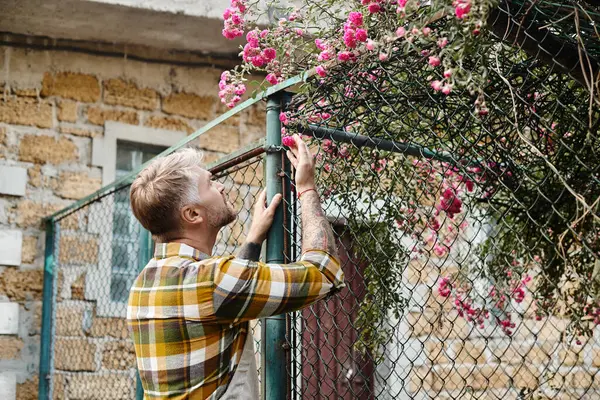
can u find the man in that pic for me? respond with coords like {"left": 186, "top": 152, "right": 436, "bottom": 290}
{"left": 127, "top": 134, "right": 345, "bottom": 399}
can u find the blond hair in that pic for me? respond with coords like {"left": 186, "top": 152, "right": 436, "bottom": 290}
{"left": 130, "top": 148, "right": 204, "bottom": 240}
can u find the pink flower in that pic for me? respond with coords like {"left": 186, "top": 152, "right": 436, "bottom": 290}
{"left": 454, "top": 0, "right": 471, "bottom": 19}
{"left": 318, "top": 50, "right": 333, "bottom": 61}
{"left": 279, "top": 112, "right": 289, "bottom": 125}
{"left": 234, "top": 85, "right": 246, "bottom": 95}
{"left": 355, "top": 28, "right": 368, "bottom": 42}
{"left": 246, "top": 31, "right": 259, "bottom": 47}
{"left": 347, "top": 12, "right": 364, "bottom": 27}
{"left": 443, "top": 69, "right": 452, "bottom": 78}
{"left": 379, "top": 52, "right": 388, "bottom": 61}
{"left": 428, "top": 56, "right": 441, "bottom": 67}
{"left": 366, "top": 39, "right": 376, "bottom": 51}
{"left": 422, "top": 27, "right": 431, "bottom": 36}
{"left": 398, "top": 0, "right": 408, "bottom": 7}
{"left": 223, "top": 8, "right": 233, "bottom": 19}
{"left": 431, "top": 80, "right": 443, "bottom": 91}
{"left": 315, "top": 65, "right": 327, "bottom": 77}
{"left": 295, "top": 28, "right": 304, "bottom": 36}
{"left": 260, "top": 29, "right": 269, "bottom": 38}
{"left": 338, "top": 51, "right": 352, "bottom": 61}
{"left": 266, "top": 73, "right": 278, "bottom": 85}
{"left": 367, "top": 3, "right": 381, "bottom": 13}
{"left": 282, "top": 136, "right": 295, "bottom": 147}
{"left": 343, "top": 29, "right": 357, "bottom": 48}
{"left": 250, "top": 55, "right": 266, "bottom": 67}
{"left": 396, "top": 27, "right": 406, "bottom": 37}
{"left": 437, "top": 37, "right": 449, "bottom": 48}
{"left": 442, "top": 84, "right": 452, "bottom": 95}
{"left": 262, "top": 48, "right": 277, "bottom": 60}
{"left": 315, "top": 39, "right": 327, "bottom": 50}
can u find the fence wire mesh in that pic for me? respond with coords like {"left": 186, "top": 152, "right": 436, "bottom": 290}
{"left": 46, "top": 148, "right": 266, "bottom": 400}
{"left": 281, "top": 1, "right": 600, "bottom": 399}
{"left": 42, "top": 1, "right": 600, "bottom": 399}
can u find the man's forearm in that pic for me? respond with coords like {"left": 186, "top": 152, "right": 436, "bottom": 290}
{"left": 237, "top": 242, "right": 262, "bottom": 261}
{"left": 300, "top": 190, "right": 338, "bottom": 257}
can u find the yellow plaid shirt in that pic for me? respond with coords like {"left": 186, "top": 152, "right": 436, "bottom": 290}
{"left": 127, "top": 242, "right": 345, "bottom": 399}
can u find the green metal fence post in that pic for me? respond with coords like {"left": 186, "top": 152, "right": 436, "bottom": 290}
{"left": 135, "top": 227, "right": 154, "bottom": 400}
{"left": 262, "top": 92, "right": 288, "bottom": 400}
{"left": 38, "top": 219, "right": 56, "bottom": 400}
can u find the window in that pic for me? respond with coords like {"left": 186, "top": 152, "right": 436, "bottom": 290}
{"left": 109, "top": 141, "right": 166, "bottom": 303}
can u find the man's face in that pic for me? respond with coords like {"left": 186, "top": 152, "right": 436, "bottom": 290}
{"left": 196, "top": 168, "right": 237, "bottom": 228}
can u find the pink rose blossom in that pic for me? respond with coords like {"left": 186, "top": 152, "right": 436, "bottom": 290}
{"left": 295, "top": 28, "right": 304, "bottom": 36}
{"left": 315, "top": 65, "right": 327, "bottom": 77}
{"left": 422, "top": 27, "right": 431, "bottom": 36}
{"left": 443, "top": 69, "right": 452, "bottom": 78}
{"left": 368, "top": 3, "right": 381, "bottom": 13}
{"left": 315, "top": 39, "right": 327, "bottom": 50}
{"left": 279, "top": 112, "right": 288, "bottom": 125}
{"left": 437, "top": 37, "right": 449, "bottom": 48}
{"left": 318, "top": 50, "right": 333, "bottom": 61}
{"left": 454, "top": 0, "right": 471, "bottom": 19}
{"left": 442, "top": 84, "right": 452, "bottom": 95}
{"left": 355, "top": 28, "right": 368, "bottom": 42}
{"left": 343, "top": 30, "right": 357, "bottom": 48}
{"left": 266, "top": 73, "right": 278, "bottom": 85}
{"left": 379, "top": 52, "right": 388, "bottom": 61}
{"left": 398, "top": 0, "right": 408, "bottom": 7}
{"left": 431, "top": 80, "right": 443, "bottom": 91}
{"left": 347, "top": 12, "right": 364, "bottom": 27}
{"left": 262, "top": 48, "right": 277, "bottom": 60}
{"left": 396, "top": 27, "right": 406, "bottom": 37}
{"left": 234, "top": 85, "right": 246, "bottom": 95}
{"left": 428, "top": 56, "right": 441, "bottom": 67}
{"left": 282, "top": 136, "right": 295, "bottom": 147}
{"left": 338, "top": 51, "right": 352, "bottom": 61}
{"left": 366, "top": 39, "right": 376, "bottom": 51}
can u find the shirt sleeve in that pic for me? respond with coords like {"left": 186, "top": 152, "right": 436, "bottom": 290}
{"left": 212, "top": 250, "right": 345, "bottom": 323}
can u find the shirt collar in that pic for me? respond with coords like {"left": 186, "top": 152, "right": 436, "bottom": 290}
{"left": 154, "top": 242, "right": 211, "bottom": 261}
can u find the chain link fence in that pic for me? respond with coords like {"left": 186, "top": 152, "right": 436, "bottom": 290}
{"left": 40, "top": 1, "right": 600, "bottom": 399}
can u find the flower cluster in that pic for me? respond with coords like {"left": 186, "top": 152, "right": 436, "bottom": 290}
{"left": 218, "top": 71, "right": 246, "bottom": 108}
{"left": 453, "top": 0, "right": 472, "bottom": 19}
{"left": 222, "top": 0, "right": 247, "bottom": 40}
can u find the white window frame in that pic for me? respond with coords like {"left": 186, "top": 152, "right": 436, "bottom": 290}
{"left": 86, "top": 121, "right": 187, "bottom": 318}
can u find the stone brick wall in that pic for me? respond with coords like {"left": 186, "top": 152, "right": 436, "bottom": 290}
{"left": 0, "top": 43, "right": 265, "bottom": 399}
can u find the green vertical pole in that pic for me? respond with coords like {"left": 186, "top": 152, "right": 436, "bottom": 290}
{"left": 38, "top": 219, "right": 56, "bottom": 400}
{"left": 136, "top": 227, "right": 153, "bottom": 400}
{"left": 262, "top": 92, "right": 288, "bottom": 400}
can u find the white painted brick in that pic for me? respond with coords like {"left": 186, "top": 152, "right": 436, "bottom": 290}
{"left": 0, "top": 166, "right": 27, "bottom": 196}
{"left": 0, "top": 230, "right": 22, "bottom": 267}
{"left": 0, "top": 372, "right": 16, "bottom": 400}
{"left": 0, "top": 303, "right": 19, "bottom": 334}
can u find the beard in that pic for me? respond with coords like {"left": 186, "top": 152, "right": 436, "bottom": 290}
{"left": 206, "top": 201, "right": 237, "bottom": 228}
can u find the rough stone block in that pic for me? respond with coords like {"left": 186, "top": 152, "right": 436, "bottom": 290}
{"left": 55, "top": 303, "right": 86, "bottom": 336}
{"left": 14, "top": 200, "right": 63, "bottom": 228}
{"left": 507, "top": 366, "right": 539, "bottom": 390}
{"left": 54, "top": 338, "right": 97, "bottom": 371}
{"left": 0, "top": 269, "right": 44, "bottom": 301}
{"left": 87, "top": 107, "right": 139, "bottom": 126}
{"left": 452, "top": 340, "right": 487, "bottom": 364}
{"left": 558, "top": 348, "right": 583, "bottom": 366}
{"left": 27, "top": 166, "right": 41, "bottom": 187}
{"left": 58, "top": 236, "right": 99, "bottom": 265}
{"left": 0, "top": 127, "right": 6, "bottom": 145}
{"left": 19, "top": 135, "right": 78, "bottom": 165}
{"left": 0, "top": 230, "right": 22, "bottom": 266}
{"left": 231, "top": 162, "right": 264, "bottom": 186}
{"left": 0, "top": 302, "right": 19, "bottom": 334}
{"left": 16, "top": 374, "right": 38, "bottom": 400}
{"left": 435, "top": 311, "right": 471, "bottom": 340}
{"left": 41, "top": 72, "right": 100, "bottom": 102}
{"left": 407, "top": 311, "right": 436, "bottom": 338}
{"left": 0, "top": 166, "right": 27, "bottom": 196}
{"left": 67, "top": 373, "right": 133, "bottom": 399}
{"left": 246, "top": 102, "right": 266, "bottom": 126}
{"left": 59, "top": 126, "right": 101, "bottom": 138}
{"left": 162, "top": 92, "right": 215, "bottom": 120}
{"left": 58, "top": 101, "right": 78, "bottom": 122}
{"left": 145, "top": 115, "right": 192, "bottom": 133}
{"left": 104, "top": 79, "right": 159, "bottom": 110}
{"left": 0, "top": 337, "right": 23, "bottom": 359}
{"left": 425, "top": 339, "right": 449, "bottom": 365}
{"left": 54, "top": 172, "right": 101, "bottom": 200}
{"left": 0, "top": 372, "right": 16, "bottom": 400}
{"left": 13, "top": 88, "right": 38, "bottom": 97}
{"left": 90, "top": 317, "right": 129, "bottom": 339}
{"left": 102, "top": 340, "right": 136, "bottom": 370}
{"left": 0, "top": 97, "right": 53, "bottom": 128}
{"left": 198, "top": 124, "right": 239, "bottom": 153}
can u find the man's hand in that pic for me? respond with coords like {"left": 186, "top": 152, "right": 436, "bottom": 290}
{"left": 246, "top": 189, "right": 282, "bottom": 244}
{"left": 286, "top": 134, "right": 316, "bottom": 193}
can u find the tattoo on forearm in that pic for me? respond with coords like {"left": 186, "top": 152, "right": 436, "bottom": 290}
{"left": 300, "top": 191, "right": 338, "bottom": 257}
{"left": 237, "top": 242, "right": 262, "bottom": 261}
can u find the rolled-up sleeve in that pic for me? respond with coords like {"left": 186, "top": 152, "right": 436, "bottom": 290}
{"left": 212, "top": 250, "right": 345, "bottom": 323}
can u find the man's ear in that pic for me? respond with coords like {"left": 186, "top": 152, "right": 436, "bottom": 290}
{"left": 181, "top": 205, "right": 204, "bottom": 225}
